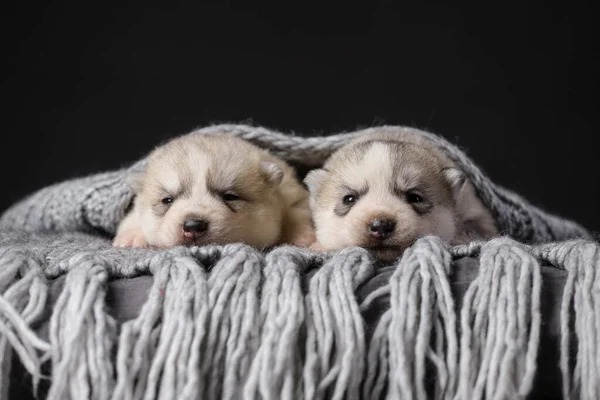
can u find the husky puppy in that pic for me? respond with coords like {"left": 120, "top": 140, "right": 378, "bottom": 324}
{"left": 113, "top": 134, "right": 315, "bottom": 249}
{"left": 304, "top": 132, "right": 497, "bottom": 261}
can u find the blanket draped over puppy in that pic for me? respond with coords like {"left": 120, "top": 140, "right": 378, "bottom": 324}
{"left": 0, "top": 124, "right": 598, "bottom": 400}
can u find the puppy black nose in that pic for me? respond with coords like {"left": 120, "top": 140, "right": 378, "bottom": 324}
{"left": 183, "top": 219, "right": 209, "bottom": 233}
{"left": 369, "top": 219, "right": 396, "bottom": 239}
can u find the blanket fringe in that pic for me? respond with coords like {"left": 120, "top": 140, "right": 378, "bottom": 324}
{"left": 533, "top": 240, "right": 600, "bottom": 400}
{"left": 112, "top": 244, "right": 263, "bottom": 400}
{"left": 453, "top": 238, "right": 542, "bottom": 400}
{"left": 0, "top": 248, "right": 49, "bottom": 398}
{"left": 243, "top": 247, "right": 314, "bottom": 400}
{"left": 1, "top": 238, "right": 599, "bottom": 400}
{"left": 383, "top": 237, "right": 458, "bottom": 400}
{"left": 302, "top": 247, "right": 375, "bottom": 400}
{"left": 46, "top": 253, "right": 117, "bottom": 400}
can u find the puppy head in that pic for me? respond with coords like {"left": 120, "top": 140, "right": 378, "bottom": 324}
{"left": 305, "top": 140, "right": 466, "bottom": 261}
{"left": 132, "top": 135, "right": 286, "bottom": 248}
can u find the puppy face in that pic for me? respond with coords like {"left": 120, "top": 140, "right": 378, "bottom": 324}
{"left": 133, "top": 136, "right": 285, "bottom": 248}
{"left": 305, "top": 140, "right": 465, "bottom": 261}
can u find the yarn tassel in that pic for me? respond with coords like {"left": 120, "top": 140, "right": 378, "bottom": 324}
{"left": 46, "top": 253, "right": 116, "bottom": 400}
{"left": 0, "top": 248, "right": 49, "bottom": 399}
{"left": 454, "top": 237, "right": 541, "bottom": 400}
{"left": 243, "top": 246, "right": 318, "bottom": 400}
{"left": 302, "top": 247, "right": 375, "bottom": 400}
{"left": 534, "top": 240, "right": 600, "bottom": 400}
{"left": 386, "top": 236, "right": 458, "bottom": 400}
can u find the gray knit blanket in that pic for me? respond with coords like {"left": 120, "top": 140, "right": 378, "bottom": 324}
{"left": 0, "top": 124, "right": 598, "bottom": 400}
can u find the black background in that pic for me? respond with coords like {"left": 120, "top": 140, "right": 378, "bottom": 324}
{"left": 2, "top": 0, "right": 598, "bottom": 234}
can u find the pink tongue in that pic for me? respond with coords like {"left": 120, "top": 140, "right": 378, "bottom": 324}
{"left": 183, "top": 231, "right": 195, "bottom": 239}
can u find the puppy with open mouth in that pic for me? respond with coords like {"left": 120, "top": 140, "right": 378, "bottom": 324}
{"left": 304, "top": 132, "right": 497, "bottom": 262}
{"left": 113, "top": 133, "right": 315, "bottom": 249}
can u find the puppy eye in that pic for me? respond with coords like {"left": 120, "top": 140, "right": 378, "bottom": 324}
{"left": 221, "top": 193, "right": 241, "bottom": 202}
{"left": 161, "top": 197, "right": 174, "bottom": 205}
{"left": 342, "top": 194, "right": 357, "bottom": 205}
{"left": 405, "top": 192, "right": 424, "bottom": 204}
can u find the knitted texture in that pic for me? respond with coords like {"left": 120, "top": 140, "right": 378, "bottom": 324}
{"left": 0, "top": 124, "right": 598, "bottom": 400}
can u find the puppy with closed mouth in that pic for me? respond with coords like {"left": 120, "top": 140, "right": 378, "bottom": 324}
{"left": 304, "top": 132, "right": 497, "bottom": 262}
{"left": 113, "top": 133, "right": 315, "bottom": 249}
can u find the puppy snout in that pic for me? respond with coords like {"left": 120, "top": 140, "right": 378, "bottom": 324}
{"left": 368, "top": 219, "right": 396, "bottom": 239}
{"left": 183, "top": 219, "right": 209, "bottom": 234}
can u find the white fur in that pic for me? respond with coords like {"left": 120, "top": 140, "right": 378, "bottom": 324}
{"left": 306, "top": 136, "right": 497, "bottom": 261}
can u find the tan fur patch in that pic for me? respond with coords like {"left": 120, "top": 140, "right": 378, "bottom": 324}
{"left": 114, "top": 134, "right": 314, "bottom": 249}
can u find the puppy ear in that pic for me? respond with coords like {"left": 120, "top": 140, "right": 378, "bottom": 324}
{"left": 260, "top": 161, "right": 284, "bottom": 186}
{"left": 304, "top": 169, "right": 328, "bottom": 211}
{"left": 125, "top": 170, "right": 145, "bottom": 193}
{"left": 303, "top": 169, "right": 327, "bottom": 194}
{"left": 442, "top": 167, "right": 467, "bottom": 193}
{"left": 123, "top": 159, "right": 148, "bottom": 194}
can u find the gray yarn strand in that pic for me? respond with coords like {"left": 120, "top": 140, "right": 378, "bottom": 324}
{"left": 243, "top": 246, "right": 317, "bottom": 400}
{"left": 302, "top": 247, "right": 374, "bottom": 400}
{"left": 112, "top": 252, "right": 176, "bottom": 400}
{"left": 386, "top": 236, "right": 458, "bottom": 400}
{"left": 0, "top": 248, "right": 50, "bottom": 399}
{"left": 533, "top": 240, "right": 600, "bottom": 400}
{"left": 46, "top": 254, "right": 117, "bottom": 400}
{"left": 112, "top": 245, "right": 250, "bottom": 400}
{"left": 177, "top": 251, "right": 211, "bottom": 400}
{"left": 454, "top": 238, "right": 541, "bottom": 400}
{"left": 190, "top": 124, "right": 362, "bottom": 167}
{"left": 212, "top": 246, "right": 262, "bottom": 400}
{"left": 362, "top": 310, "right": 392, "bottom": 400}
{"left": 143, "top": 254, "right": 207, "bottom": 400}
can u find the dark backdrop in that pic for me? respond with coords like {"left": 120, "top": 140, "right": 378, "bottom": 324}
{"left": 2, "top": 1, "right": 598, "bottom": 233}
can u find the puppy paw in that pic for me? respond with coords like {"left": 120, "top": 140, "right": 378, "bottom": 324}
{"left": 288, "top": 228, "right": 317, "bottom": 248}
{"left": 113, "top": 228, "right": 149, "bottom": 248}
